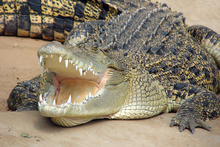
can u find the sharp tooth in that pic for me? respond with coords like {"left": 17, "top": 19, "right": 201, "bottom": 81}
{"left": 46, "top": 55, "right": 48, "bottom": 58}
{"left": 83, "top": 100, "right": 86, "bottom": 104}
{"left": 93, "top": 71, "right": 95, "bottom": 75}
{"left": 53, "top": 100, "right": 56, "bottom": 106}
{"left": 65, "top": 60, "right": 68, "bottom": 68}
{"left": 89, "top": 92, "right": 94, "bottom": 98}
{"left": 38, "top": 101, "right": 41, "bottom": 107}
{"left": 75, "top": 65, "right": 78, "bottom": 70}
{"left": 69, "top": 60, "right": 73, "bottom": 64}
{"left": 61, "top": 104, "right": 64, "bottom": 107}
{"left": 95, "top": 72, "right": 99, "bottom": 75}
{"left": 79, "top": 68, "right": 83, "bottom": 76}
{"left": 76, "top": 103, "right": 79, "bottom": 106}
{"left": 73, "top": 102, "right": 76, "bottom": 105}
{"left": 51, "top": 54, "right": 53, "bottom": 58}
{"left": 84, "top": 71, "right": 86, "bottom": 75}
{"left": 41, "top": 62, "right": 44, "bottom": 77}
{"left": 38, "top": 55, "right": 43, "bottom": 65}
{"left": 86, "top": 95, "right": 88, "bottom": 100}
{"left": 59, "top": 56, "right": 62, "bottom": 62}
{"left": 67, "top": 95, "right": 72, "bottom": 104}
{"left": 39, "top": 94, "right": 43, "bottom": 102}
{"left": 43, "top": 100, "right": 47, "bottom": 106}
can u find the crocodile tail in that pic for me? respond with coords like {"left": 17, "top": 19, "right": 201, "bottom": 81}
{"left": 187, "top": 25, "right": 220, "bottom": 68}
{"left": 0, "top": 0, "right": 120, "bottom": 42}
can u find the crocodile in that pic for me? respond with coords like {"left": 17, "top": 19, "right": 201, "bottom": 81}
{"left": 2, "top": 0, "right": 220, "bottom": 133}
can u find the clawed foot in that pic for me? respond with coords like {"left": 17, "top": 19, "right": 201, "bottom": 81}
{"left": 170, "top": 115, "right": 211, "bottom": 134}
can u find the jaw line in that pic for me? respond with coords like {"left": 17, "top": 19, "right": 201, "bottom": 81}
{"left": 50, "top": 117, "right": 94, "bottom": 127}
{"left": 38, "top": 79, "right": 106, "bottom": 118}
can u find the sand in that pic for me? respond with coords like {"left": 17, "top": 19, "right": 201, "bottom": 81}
{"left": 0, "top": 0, "right": 219, "bottom": 146}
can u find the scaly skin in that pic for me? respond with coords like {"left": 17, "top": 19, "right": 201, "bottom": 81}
{"left": 3, "top": 0, "right": 220, "bottom": 133}
{"left": 0, "top": 0, "right": 121, "bottom": 41}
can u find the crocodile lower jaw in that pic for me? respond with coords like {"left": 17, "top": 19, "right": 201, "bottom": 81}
{"left": 51, "top": 117, "right": 94, "bottom": 127}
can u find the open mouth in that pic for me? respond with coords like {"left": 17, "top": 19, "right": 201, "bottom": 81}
{"left": 37, "top": 53, "right": 109, "bottom": 108}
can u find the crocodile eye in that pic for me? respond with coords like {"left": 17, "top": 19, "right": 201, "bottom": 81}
{"left": 102, "top": 47, "right": 108, "bottom": 52}
{"left": 92, "top": 46, "right": 98, "bottom": 51}
{"left": 84, "top": 44, "right": 98, "bottom": 52}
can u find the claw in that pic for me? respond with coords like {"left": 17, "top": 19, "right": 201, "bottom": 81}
{"left": 170, "top": 120, "right": 175, "bottom": 127}
{"left": 190, "top": 128, "right": 195, "bottom": 134}
{"left": 170, "top": 115, "right": 212, "bottom": 133}
{"left": 179, "top": 125, "right": 184, "bottom": 132}
{"left": 199, "top": 120, "right": 211, "bottom": 131}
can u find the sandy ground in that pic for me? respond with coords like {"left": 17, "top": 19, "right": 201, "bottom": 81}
{"left": 0, "top": 0, "right": 220, "bottom": 146}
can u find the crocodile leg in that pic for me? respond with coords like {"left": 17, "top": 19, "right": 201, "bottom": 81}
{"left": 167, "top": 83, "right": 220, "bottom": 133}
{"left": 187, "top": 25, "right": 220, "bottom": 68}
{"left": 8, "top": 75, "right": 41, "bottom": 111}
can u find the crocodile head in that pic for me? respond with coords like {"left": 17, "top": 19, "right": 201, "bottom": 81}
{"left": 37, "top": 41, "right": 130, "bottom": 126}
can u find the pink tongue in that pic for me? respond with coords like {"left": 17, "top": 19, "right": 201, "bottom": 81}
{"left": 56, "top": 79, "right": 99, "bottom": 105}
